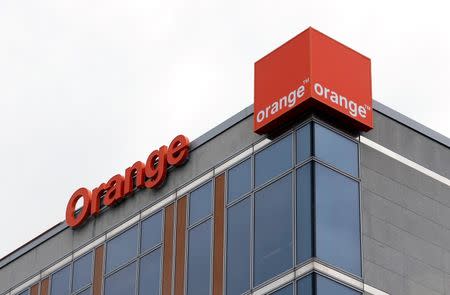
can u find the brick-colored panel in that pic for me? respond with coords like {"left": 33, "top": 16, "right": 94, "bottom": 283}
{"left": 93, "top": 245, "right": 104, "bottom": 295}
{"left": 213, "top": 174, "right": 225, "bottom": 295}
{"left": 162, "top": 203, "right": 175, "bottom": 295}
{"left": 40, "top": 278, "right": 49, "bottom": 295}
{"left": 174, "top": 197, "right": 187, "bottom": 295}
{"left": 30, "top": 283, "right": 39, "bottom": 295}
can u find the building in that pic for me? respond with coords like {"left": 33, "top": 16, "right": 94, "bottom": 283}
{"left": 1, "top": 28, "right": 449, "bottom": 295}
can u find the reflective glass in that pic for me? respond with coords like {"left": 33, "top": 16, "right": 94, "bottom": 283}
{"left": 315, "top": 164, "right": 361, "bottom": 276}
{"left": 139, "top": 248, "right": 161, "bottom": 295}
{"left": 270, "top": 284, "right": 293, "bottom": 295}
{"left": 189, "top": 181, "right": 213, "bottom": 225}
{"left": 106, "top": 225, "right": 138, "bottom": 273}
{"left": 72, "top": 252, "right": 93, "bottom": 292}
{"left": 50, "top": 265, "right": 70, "bottom": 295}
{"left": 297, "top": 274, "right": 313, "bottom": 295}
{"left": 296, "top": 123, "right": 311, "bottom": 163}
{"left": 141, "top": 211, "right": 163, "bottom": 253}
{"left": 226, "top": 198, "right": 251, "bottom": 295}
{"left": 77, "top": 287, "right": 91, "bottom": 295}
{"left": 317, "top": 275, "right": 361, "bottom": 295}
{"left": 254, "top": 175, "right": 292, "bottom": 286}
{"left": 314, "top": 123, "right": 358, "bottom": 177}
{"left": 255, "top": 135, "right": 292, "bottom": 186}
{"left": 187, "top": 220, "right": 212, "bottom": 295}
{"left": 296, "top": 164, "right": 312, "bottom": 264}
{"left": 227, "top": 158, "right": 251, "bottom": 203}
{"left": 104, "top": 262, "right": 137, "bottom": 295}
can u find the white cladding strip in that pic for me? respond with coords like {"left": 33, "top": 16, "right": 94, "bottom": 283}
{"left": 251, "top": 261, "right": 390, "bottom": 295}
{"left": 141, "top": 193, "right": 176, "bottom": 219}
{"left": 360, "top": 136, "right": 450, "bottom": 186}
{"left": 106, "top": 214, "right": 140, "bottom": 240}
{"left": 41, "top": 255, "right": 72, "bottom": 277}
{"left": 10, "top": 274, "right": 40, "bottom": 295}
{"left": 215, "top": 147, "right": 253, "bottom": 175}
{"left": 254, "top": 138, "right": 272, "bottom": 152}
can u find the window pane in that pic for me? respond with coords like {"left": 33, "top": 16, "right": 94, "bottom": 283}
{"left": 315, "top": 164, "right": 361, "bottom": 276}
{"left": 316, "top": 275, "right": 361, "bottom": 295}
{"left": 254, "top": 175, "right": 293, "bottom": 286}
{"left": 270, "top": 284, "right": 293, "bottom": 295}
{"left": 18, "top": 290, "right": 29, "bottom": 295}
{"left": 255, "top": 135, "right": 292, "bottom": 186}
{"left": 187, "top": 220, "right": 211, "bottom": 295}
{"left": 189, "top": 181, "right": 213, "bottom": 225}
{"left": 297, "top": 274, "right": 313, "bottom": 295}
{"left": 50, "top": 265, "right": 70, "bottom": 295}
{"left": 106, "top": 225, "right": 138, "bottom": 273}
{"left": 104, "top": 263, "right": 137, "bottom": 295}
{"left": 77, "top": 287, "right": 91, "bottom": 295}
{"left": 73, "top": 252, "right": 93, "bottom": 292}
{"left": 296, "top": 123, "right": 311, "bottom": 163}
{"left": 296, "top": 164, "right": 312, "bottom": 264}
{"left": 141, "top": 211, "right": 163, "bottom": 253}
{"left": 226, "top": 198, "right": 251, "bottom": 295}
{"left": 139, "top": 248, "right": 161, "bottom": 295}
{"left": 314, "top": 123, "right": 358, "bottom": 177}
{"left": 227, "top": 158, "right": 251, "bottom": 203}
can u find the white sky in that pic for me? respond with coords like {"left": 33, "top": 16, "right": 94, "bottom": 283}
{"left": 0, "top": 0, "right": 449, "bottom": 258}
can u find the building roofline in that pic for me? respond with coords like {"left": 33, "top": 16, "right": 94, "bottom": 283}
{"left": 1, "top": 100, "right": 448, "bottom": 269}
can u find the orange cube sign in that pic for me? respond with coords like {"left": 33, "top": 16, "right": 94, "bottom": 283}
{"left": 254, "top": 27, "right": 373, "bottom": 134}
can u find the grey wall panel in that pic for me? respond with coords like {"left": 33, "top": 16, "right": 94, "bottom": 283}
{"left": 363, "top": 111, "right": 450, "bottom": 178}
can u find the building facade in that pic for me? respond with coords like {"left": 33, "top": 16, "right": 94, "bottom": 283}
{"left": 1, "top": 30, "right": 450, "bottom": 295}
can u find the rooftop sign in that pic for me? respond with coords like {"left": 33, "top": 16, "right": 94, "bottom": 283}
{"left": 254, "top": 27, "right": 373, "bottom": 134}
{"left": 65, "top": 135, "right": 190, "bottom": 228}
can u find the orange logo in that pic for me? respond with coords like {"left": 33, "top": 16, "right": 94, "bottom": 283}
{"left": 254, "top": 27, "right": 373, "bottom": 134}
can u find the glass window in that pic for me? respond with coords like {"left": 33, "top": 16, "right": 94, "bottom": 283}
{"left": 297, "top": 274, "right": 313, "bottom": 295}
{"left": 104, "top": 262, "right": 137, "bottom": 295}
{"left": 314, "top": 123, "right": 358, "bottom": 177}
{"left": 227, "top": 158, "right": 251, "bottom": 203}
{"left": 296, "top": 164, "right": 312, "bottom": 264}
{"left": 18, "top": 290, "right": 29, "bottom": 295}
{"left": 72, "top": 252, "right": 93, "bottom": 292}
{"left": 106, "top": 225, "right": 138, "bottom": 273}
{"left": 139, "top": 248, "right": 162, "bottom": 295}
{"left": 141, "top": 211, "right": 163, "bottom": 253}
{"left": 50, "top": 265, "right": 70, "bottom": 295}
{"left": 226, "top": 198, "right": 251, "bottom": 295}
{"left": 316, "top": 274, "right": 361, "bottom": 295}
{"left": 255, "top": 135, "right": 292, "bottom": 186}
{"left": 296, "top": 123, "right": 311, "bottom": 163}
{"left": 189, "top": 181, "right": 213, "bottom": 225}
{"left": 254, "top": 175, "right": 293, "bottom": 286}
{"left": 270, "top": 284, "right": 293, "bottom": 295}
{"left": 187, "top": 220, "right": 212, "bottom": 295}
{"left": 76, "top": 287, "right": 91, "bottom": 295}
{"left": 315, "top": 164, "right": 361, "bottom": 276}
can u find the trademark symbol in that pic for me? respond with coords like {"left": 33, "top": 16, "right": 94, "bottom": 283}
{"left": 365, "top": 105, "right": 371, "bottom": 110}
{"left": 303, "top": 78, "right": 310, "bottom": 84}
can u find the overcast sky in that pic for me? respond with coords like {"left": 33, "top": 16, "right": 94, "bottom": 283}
{"left": 0, "top": 0, "right": 449, "bottom": 258}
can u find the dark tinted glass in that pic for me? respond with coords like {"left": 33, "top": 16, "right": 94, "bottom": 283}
{"left": 187, "top": 220, "right": 212, "bottom": 295}
{"left": 296, "top": 164, "right": 312, "bottom": 264}
{"left": 227, "top": 158, "right": 251, "bottom": 203}
{"left": 189, "top": 181, "right": 213, "bottom": 225}
{"left": 141, "top": 211, "right": 163, "bottom": 253}
{"left": 315, "top": 164, "right": 361, "bottom": 276}
{"left": 77, "top": 287, "right": 91, "bottom": 295}
{"left": 106, "top": 225, "right": 138, "bottom": 273}
{"left": 316, "top": 275, "right": 361, "bottom": 295}
{"left": 297, "top": 274, "right": 313, "bottom": 295}
{"left": 254, "top": 175, "right": 292, "bottom": 286}
{"left": 139, "top": 248, "right": 161, "bottom": 295}
{"left": 255, "top": 135, "right": 292, "bottom": 186}
{"left": 18, "top": 290, "right": 29, "bottom": 295}
{"left": 104, "top": 262, "right": 137, "bottom": 295}
{"left": 50, "top": 265, "right": 70, "bottom": 295}
{"left": 270, "top": 284, "right": 293, "bottom": 295}
{"left": 72, "top": 252, "right": 93, "bottom": 292}
{"left": 314, "top": 123, "right": 358, "bottom": 177}
{"left": 226, "top": 198, "right": 251, "bottom": 295}
{"left": 296, "top": 123, "right": 311, "bottom": 163}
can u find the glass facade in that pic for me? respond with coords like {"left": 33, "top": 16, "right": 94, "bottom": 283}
{"left": 35, "top": 118, "right": 362, "bottom": 295}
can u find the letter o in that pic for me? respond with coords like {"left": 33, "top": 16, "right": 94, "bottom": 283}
{"left": 66, "top": 188, "right": 92, "bottom": 228}
{"left": 314, "top": 83, "right": 323, "bottom": 96}
{"left": 256, "top": 110, "right": 265, "bottom": 123}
